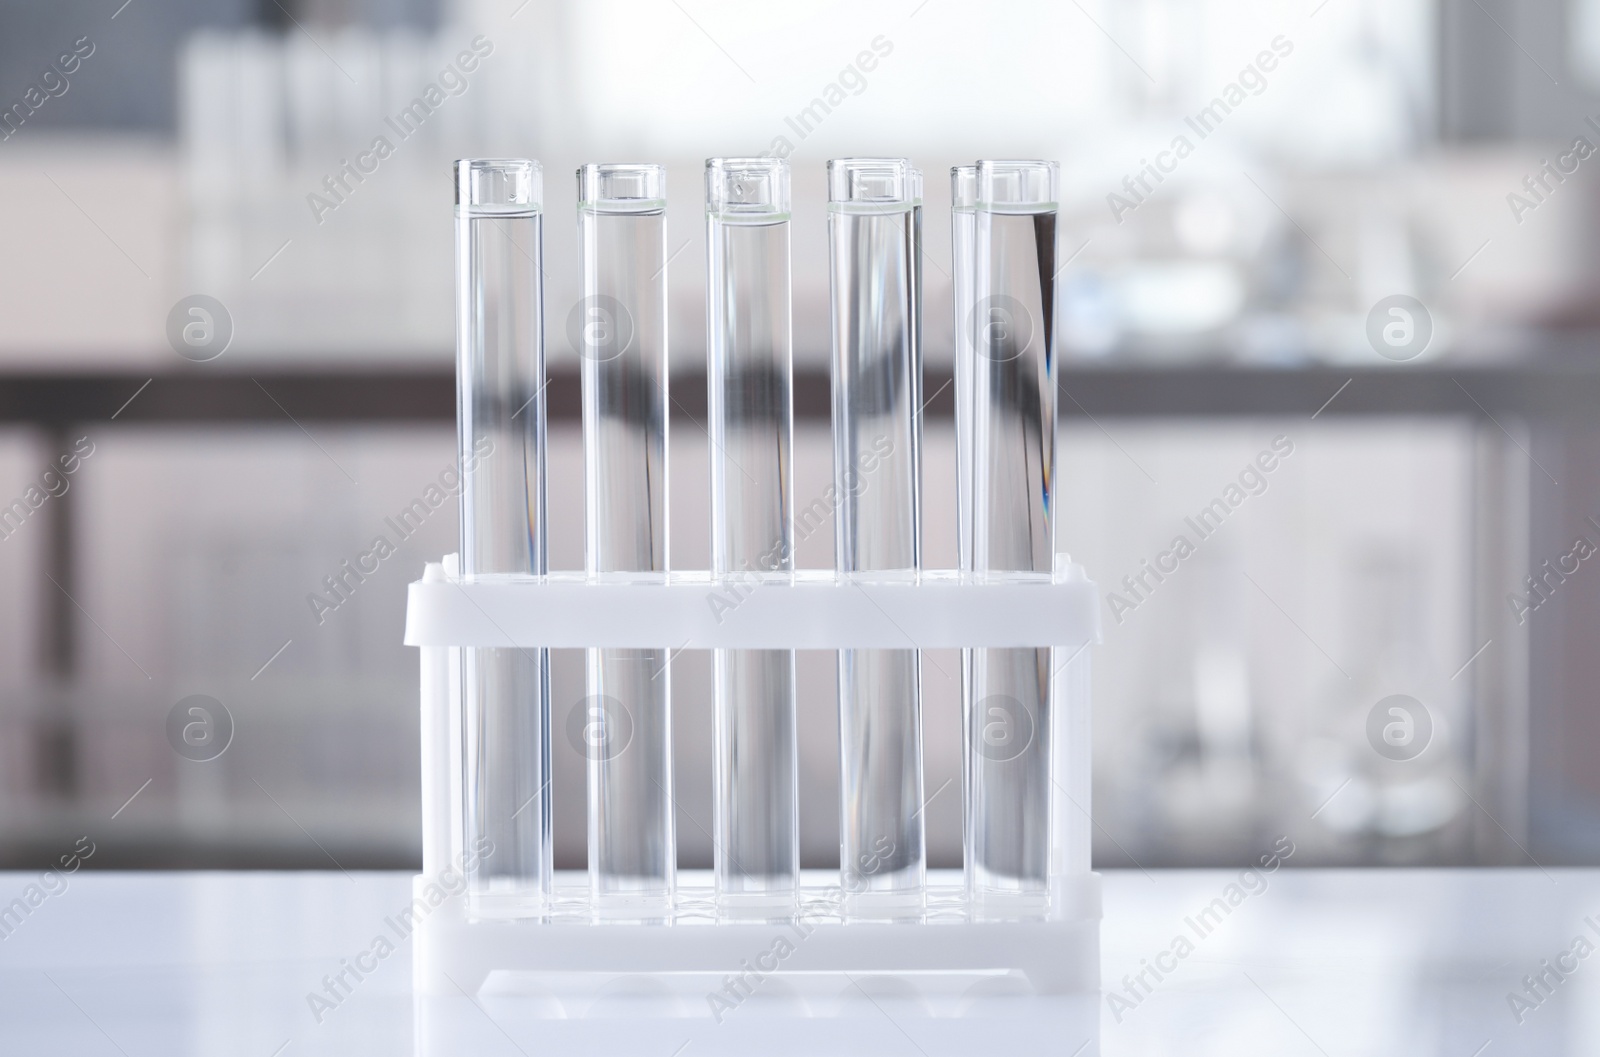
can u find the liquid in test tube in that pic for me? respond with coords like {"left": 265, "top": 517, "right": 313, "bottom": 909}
{"left": 964, "top": 159, "right": 1059, "bottom": 918}
{"left": 454, "top": 158, "right": 551, "bottom": 915}
{"left": 827, "top": 157, "right": 926, "bottom": 919}
{"left": 577, "top": 163, "right": 674, "bottom": 916}
{"left": 950, "top": 166, "right": 977, "bottom": 577}
{"left": 705, "top": 157, "right": 799, "bottom": 914}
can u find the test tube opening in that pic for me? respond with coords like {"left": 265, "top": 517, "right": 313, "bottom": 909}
{"left": 579, "top": 162, "right": 667, "bottom": 213}
{"left": 456, "top": 158, "right": 542, "bottom": 215}
{"left": 976, "top": 159, "right": 1058, "bottom": 212}
{"left": 828, "top": 157, "right": 922, "bottom": 208}
{"left": 951, "top": 164, "right": 978, "bottom": 211}
{"left": 706, "top": 157, "right": 790, "bottom": 219}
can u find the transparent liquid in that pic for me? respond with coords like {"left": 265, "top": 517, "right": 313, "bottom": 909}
{"left": 951, "top": 205, "right": 976, "bottom": 575}
{"left": 456, "top": 211, "right": 551, "bottom": 908}
{"left": 580, "top": 206, "right": 674, "bottom": 907}
{"left": 966, "top": 208, "right": 1057, "bottom": 909}
{"left": 713, "top": 648, "right": 798, "bottom": 902}
{"left": 967, "top": 647, "right": 1051, "bottom": 901}
{"left": 972, "top": 210, "right": 1055, "bottom": 576}
{"left": 838, "top": 649, "right": 923, "bottom": 908}
{"left": 830, "top": 206, "right": 925, "bottom": 914}
{"left": 709, "top": 219, "right": 793, "bottom": 569}
{"left": 584, "top": 649, "right": 672, "bottom": 906}
{"left": 582, "top": 208, "right": 668, "bottom": 576}
{"left": 708, "top": 216, "right": 799, "bottom": 907}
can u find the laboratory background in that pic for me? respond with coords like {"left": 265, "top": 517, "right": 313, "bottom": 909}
{"left": 1, "top": 0, "right": 1599, "bottom": 1049}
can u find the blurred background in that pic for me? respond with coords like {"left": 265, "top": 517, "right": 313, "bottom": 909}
{"left": 0, "top": 0, "right": 1596, "bottom": 873}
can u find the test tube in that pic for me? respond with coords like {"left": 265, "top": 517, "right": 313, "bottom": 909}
{"left": 964, "top": 159, "right": 1059, "bottom": 916}
{"left": 951, "top": 167, "right": 979, "bottom": 912}
{"left": 827, "top": 158, "right": 925, "bottom": 918}
{"left": 454, "top": 158, "right": 551, "bottom": 914}
{"left": 705, "top": 157, "right": 799, "bottom": 913}
{"left": 576, "top": 164, "right": 675, "bottom": 914}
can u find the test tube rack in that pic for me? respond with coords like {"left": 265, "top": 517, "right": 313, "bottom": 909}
{"left": 405, "top": 555, "right": 1101, "bottom": 1004}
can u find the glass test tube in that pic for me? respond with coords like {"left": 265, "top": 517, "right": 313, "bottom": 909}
{"left": 577, "top": 164, "right": 675, "bottom": 913}
{"left": 964, "top": 159, "right": 1059, "bottom": 915}
{"left": 950, "top": 164, "right": 979, "bottom": 911}
{"left": 706, "top": 158, "right": 799, "bottom": 912}
{"left": 827, "top": 158, "right": 926, "bottom": 917}
{"left": 455, "top": 159, "right": 551, "bottom": 914}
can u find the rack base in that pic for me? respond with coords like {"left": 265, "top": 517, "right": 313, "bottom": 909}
{"left": 414, "top": 869, "right": 1100, "bottom": 1004}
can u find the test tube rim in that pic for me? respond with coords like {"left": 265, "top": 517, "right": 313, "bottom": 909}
{"left": 951, "top": 164, "right": 979, "bottom": 212}
{"left": 456, "top": 157, "right": 543, "bottom": 216}
{"left": 577, "top": 162, "right": 668, "bottom": 214}
{"left": 826, "top": 156, "right": 923, "bottom": 212}
{"left": 705, "top": 156, "right": 791, "bottom": 222}
{"left": 975, "top": 158, "right": 1058, "bottom": 214}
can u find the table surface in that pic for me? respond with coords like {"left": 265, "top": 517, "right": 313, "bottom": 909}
{"left": 1, "top": 869, "right": 1596, "bottom": 1056}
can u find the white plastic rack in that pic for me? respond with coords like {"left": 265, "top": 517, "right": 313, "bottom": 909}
{"left": 405, "top": 556, "right": 1102, "bottom": 1003}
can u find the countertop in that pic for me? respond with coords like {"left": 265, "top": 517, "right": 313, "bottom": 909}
{"left": 1, "top": 869, "right": 1596, "bottom": 1055}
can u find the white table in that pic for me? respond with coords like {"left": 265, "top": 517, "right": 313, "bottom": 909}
{"left": 1, "top": 869, "right": 1594, "bottom": 1055}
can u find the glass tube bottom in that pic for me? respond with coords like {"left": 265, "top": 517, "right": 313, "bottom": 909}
{"left": 965, "top": 645, "right": 1051, "bottom": 921}
{"left": 839, "top": 647, "right": 925, "bottom": 921}
{"left": 713, "top": 647, "right": 800, "bottom": 917}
